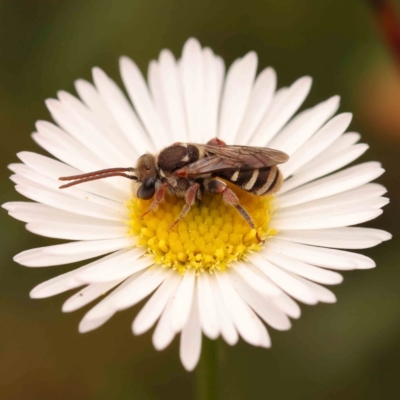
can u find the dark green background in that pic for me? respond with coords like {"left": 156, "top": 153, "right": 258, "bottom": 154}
{"left": 1, "top": 1, "right": 399, "bottom": 399}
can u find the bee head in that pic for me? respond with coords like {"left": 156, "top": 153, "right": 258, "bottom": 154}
{"left": 135, "top": 154, "right": 157, "bottom": 200}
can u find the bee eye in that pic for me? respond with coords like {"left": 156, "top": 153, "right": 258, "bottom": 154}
{"left": 137, "top": 177, "right": 156, "bottom": 200}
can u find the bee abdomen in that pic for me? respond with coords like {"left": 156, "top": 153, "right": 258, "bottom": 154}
{"left": 219, "top": 166, "right": 283, "bottom": 196}
{"left": 252, "top": 166, "right": 283, "bottom": 196}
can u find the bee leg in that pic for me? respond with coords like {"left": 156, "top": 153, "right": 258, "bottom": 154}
{"left": 169, "top": 183, "right": 200, "bottom": 230}
{"left": 206, "top": 178, "right": 263, "bottom": 244}
{"left": 207, "top": 138, "right": 226, "bottom": 146}
{"left": 141, "top": 183, "right": 167, "bottom": 219}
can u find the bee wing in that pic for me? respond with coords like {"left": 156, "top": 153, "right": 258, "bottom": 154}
{"left": 176, "top": 144, "right": 289, "bottom": 176}
{"left": 176, "top": 155, "right": 237, "bottom": 176}
{"left": 202, "top": 145, "right": 289, "bottom": 167}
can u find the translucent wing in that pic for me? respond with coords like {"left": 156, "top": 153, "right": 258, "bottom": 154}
{"left": 175, "top": 144, "right": 289, "bottom": 176}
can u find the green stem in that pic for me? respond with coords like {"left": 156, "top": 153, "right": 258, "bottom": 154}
{"left": 195, "top": 338, "right": 223, "bottom": 400}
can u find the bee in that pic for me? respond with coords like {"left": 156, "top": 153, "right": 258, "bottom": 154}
{"left": 59, "top": 138, "right": 289, "bottom": 243}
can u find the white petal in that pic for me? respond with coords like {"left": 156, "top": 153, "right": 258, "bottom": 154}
{"left": 233, "top": 261, "right": 282, "bottom": 297}
{"left": 271, "top": 293, "right": 301, "bottom": 319}
{"left": 133, "top": 273, "right": 181, "bottom": 335}
{"left": 208, "top": 275, "right": 238, "bottom": 345}
{"left": 112, "top": 266, "right": 170, "bottom": 311}
{"left": 30, "top": 249, "right": 127, "bottom": 299}
{"left": 34, "top": 119, "right": 131, "bottom": 196}
{"left": 10, "top": 164, "right": 127, "bottom": 215}
{"left": 300, "top": 278, "right": 336, "bottom": 303}
{"left": 119, "top": 56, "right": 169, "bottom": 148}
{"left": 32, "top": 121, "right": 110, "bottom": 171}
{"left": 79, "top": 270, "right": 144, "bottom": 328}
{"left": 3, "top": 201, "right": 50, "bottom": 212}
{"left": 180, "top": 287, "right": 202, "bottom": 371}
{"left": 268, "top": 95, "right": 340, "bottom": 155}
{"left": 3, "top": 201, "right": 116, "bottom": 226}
{"left": 279, "top": 196, "right": 390, "bottom": 218}
{"left": 75, "top": 79, "right": 127, "bottom": 135}
{"left": 30, "top": 270, "right": 84, "bottom": 299}
{"left": 280, "top": 143, "right": 370, "bottom": 194}
{"left": 180, "top": 38, "right": 205, "bottom": 143}
{"left": 10, "top": 173, "right": 43, "bottom": 190}
{"left": 57, "top": 91, "right": 133, "bottom": 165}
{"left": 2, "top": 201, "right": 76, "bottom": 219}
{"left": 251, "top": 87, "right": 289, "bottom": 143}
{"left": 295, "top": 131, "right": 361, "bottom": 174}
{"left": 202, "top": 49, "right": 225, "bottom": 142}
{"left": 249, "top": 76, "right": 312, "bottom": 146}
{"left": 152, "top": 288, "right": 178, "bottom": 351}
{"left": 277, "top": 162, "right": 384, "bottom": 208}
{"left": 237, "top": 67, "right": 276, "bottom": 145}
{"left": 280, "top": 112, "right": 352, "bottom": 178}
{"left": 69, "top": 247, "right": 138, "bottom": 277}
{"left": 76, "top": 250, "right": 150, "bottom": 283}
{"left": 254, "top": 317, "right": 271, "bottom": 348}
{"left": 230, "top": 270, "right": 291, "bottom": 330}
{"left": 14, "top": 237, "right": 133, "bottom": 267}
{"left": 16, "top": 151, "right": 82, "bottom": 181}
{"left": 29, "top": 249, "right": 129, "bottom": 298}
{"left": 79, "top": 314, "right": 115, "bottom": 333}
{"left": 25, "top": 221, "right": 127, "bottom": 241}
{"left": 15, "top": 185, "right": 124, "bottom": 222}
{"left": 266, "top": 238, "right": 375, "bottom": 270}
{"left": 148, "top": 61, "right": 172, "bottom": 141}
{"left": 216, "top": 272, "right": 262, "bottom": 346}
{"left": 92, "top": 67, "right": 154, "bottom": 154}
{"left": 275, "top": 185, "right": 388, "bottom": 230}
{"left": 250, "top": 254, "right": 318, "bottom": 304}
{"left": 262, "top": 251, "right": 343, "bottom": 285}
{"left": 32, "top": 130, "right": 88, "bottom": 175}
{"left": 276, "top": 227, "right": 392, "bottom": 249}
{"left": 218, "top": 52, "right": 258, "bottom": 142}
{"left": 45, "top": 98, "right": 126, "bottom": 168}
{"left": 62, "top": 280, "right": 123, "bottom": 312}
{"left": 32, "top": 125, "right": 102, "bottom": 171}
{"left": 276, "top": 184, "right": 388, "bottom": 215}
{"left": 272, "top": 209, "right": 384, "bottom": 231}
{"left": 157, "top": 50, "right": 187, "bottom": 142}
{"left": 14, "top": 151, "right": 128, "bottom": 202}
{"left": 169, "top": 269, "right": 196, "bottom": 332}
{"left": 197, "top": 272, "right": 219, "bottom": 339}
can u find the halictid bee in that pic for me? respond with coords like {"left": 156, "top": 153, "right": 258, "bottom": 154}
{"left": 59, "top": 138, "right": 289, "bottom": 243}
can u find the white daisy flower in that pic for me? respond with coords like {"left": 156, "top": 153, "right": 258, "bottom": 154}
{"left": 4, "top": 38, "right": 391, "bottom": 371}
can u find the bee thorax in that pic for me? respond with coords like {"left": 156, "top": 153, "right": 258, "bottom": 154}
{"left": 158, "top": 144, "right": 200, "bottom": 173}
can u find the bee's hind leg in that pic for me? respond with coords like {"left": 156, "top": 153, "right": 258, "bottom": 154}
{"left": 169, "top": 183, "right": 200, "bottom": 230}
{"left": 206, "top": 178, "right": 263, "bottom": 244}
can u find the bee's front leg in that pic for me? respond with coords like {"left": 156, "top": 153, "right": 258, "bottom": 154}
{"left": 205, "top": 178, "right": 263, "bottom": 243}
{"left": 169, "top": 183, "right": 200, "bottom": 230}
{"left": 141, "top": 182, "right": 167, "bottom": 219}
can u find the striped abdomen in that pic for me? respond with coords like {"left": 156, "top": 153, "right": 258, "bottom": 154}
{"left": 217, "top": 166, "right": 283, "bottom": 196}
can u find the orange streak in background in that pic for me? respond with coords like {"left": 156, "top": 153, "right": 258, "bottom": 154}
{"left": 369, "top": 0, "right": 400, "bottom": 68}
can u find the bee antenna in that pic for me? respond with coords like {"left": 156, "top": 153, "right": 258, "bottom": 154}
{"left": 59, "top": 167, "right": 137, "bottom": 189}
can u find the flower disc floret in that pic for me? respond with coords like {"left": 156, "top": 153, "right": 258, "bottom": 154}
{"left": 127, "top": 187, "right": 276, "bottom": 274}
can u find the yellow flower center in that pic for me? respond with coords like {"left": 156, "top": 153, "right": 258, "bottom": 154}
{"left": 127, "top": 185, "right": 276, "bottom": 274}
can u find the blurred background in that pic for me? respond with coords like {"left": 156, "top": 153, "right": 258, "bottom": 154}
{"left": 0, "top": 0, "right": 399, "bottom": 399}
